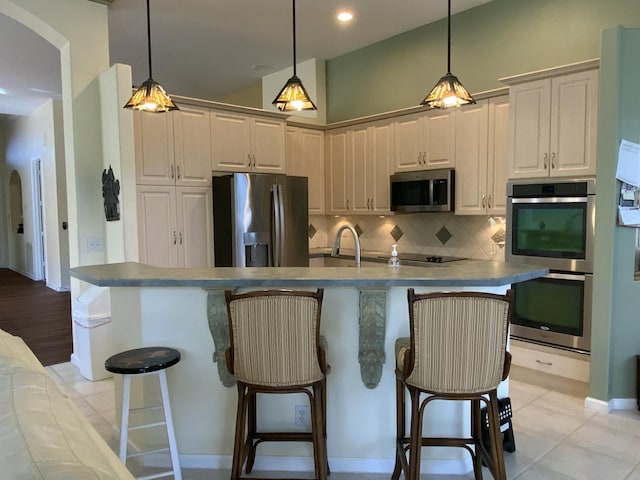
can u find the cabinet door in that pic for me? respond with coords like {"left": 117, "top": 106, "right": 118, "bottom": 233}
{"left": 424, "top": 110, "right": 456, "bottom": 168}
{"left": 370, "top": 121, "right": 393, "bottom": 213}
{"left": 550, "top": 69, "right": 598, "bottom": 177}
{"left": 508, "top": 79, "right": 552, "bottom": 179}
{"left": 487, "top": 96, "right": 510, "bottom": 215}
{"left": 325, "top": 129, "right": 350, "bottom": 214}
{"left": 301, "top": 129, "right": 325, "bottom": 215}
{"left": 394, "top": 114, "right": 422, "bottom": 172}
{"left": 455, "top": 101, "right": 489, "bottom": 215}
{"left": 350, "top": 125, "right": 370, "bottom": 214}
{"left": 137, "top": 186, "right": 178, "bottom": 267}
{"left": 286, "top": 127, "right": 325, "bottom": 215}
{"left": 252, "top": 117, "right": 286, "bottom": 173}
{"left": 173, "top": 106, "right": 212, "bottom": 187}
{"left": 175, "top": 186, "right": 213, "bottom": 268}
{"left": 134, "top": 111, "right": 175, "bottom": 186}
{"left": 211, "top": 112, "right": 252, "bottom": 172}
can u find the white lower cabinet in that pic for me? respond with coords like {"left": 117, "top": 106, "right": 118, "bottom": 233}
{"left": 510, "top": 339, "right": 590, "bottom": 383}
{"left": 137, "top": 185, "right": 213, "bottom": 268}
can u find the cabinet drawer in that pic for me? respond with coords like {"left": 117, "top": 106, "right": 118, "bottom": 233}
{"left": 510, "top": 340, "right": 589, "bottom": 382}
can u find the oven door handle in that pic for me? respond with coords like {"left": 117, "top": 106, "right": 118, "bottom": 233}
{"left": 510, "top": 197, "right": 589, "bottom": 204}
{"left": 545, "top": 272, "right": 587, "bottom": 281}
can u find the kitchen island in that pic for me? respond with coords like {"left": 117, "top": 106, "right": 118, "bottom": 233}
{"left": 70, "top": 261, "right": 546, "bottom": 475}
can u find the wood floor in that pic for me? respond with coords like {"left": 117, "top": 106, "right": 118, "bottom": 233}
{"left": 0, "top": 268, "right": 72, "bottom": 366}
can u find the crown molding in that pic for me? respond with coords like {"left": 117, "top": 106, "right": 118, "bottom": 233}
{"left": 87, "top": 0, "right": 113, "bottom": 5}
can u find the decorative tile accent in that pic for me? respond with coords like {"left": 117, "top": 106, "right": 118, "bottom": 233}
{"left": 492, "top": 227, "right": 506, "bottom": 247}
{"left": 308, "top": 223, "right": 317, "bottom": 239}
{"left": 436, "top": 226, "right": 452, "bottom": 245}
{"left": 355, "top": 223, "right": 364, "bottom": 237}
{"left": 390, "top": 225, "right": 403, "bottom": 242}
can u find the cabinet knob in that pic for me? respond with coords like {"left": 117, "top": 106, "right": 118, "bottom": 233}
{"left": 170, "top": 165, "right": 175, "bottom": 179}
{"left": 252, "top": 154, "right": 256, "bottom": 168}
{"left": 179, "top": 232, "right": 183, "bottom": 245}
{"left": 247, "top": 154, "right": 252, "bottom": 167}
{"left": 176, "top": 165, "right": 181, "bottom": 179}
{"left": 488, "top": 195, "right": 492, "bottom": 209}
{"left": 551, "top": 152, "right": 556, "bottom": 169}
{"left": 173, "top": 231, "right": 177, "bottom": 245}
{"left": 481, "top": 195, "right": 486, "bottom": 209}
{"left": 543, "top": 153, "right": 549, "bottom": 169}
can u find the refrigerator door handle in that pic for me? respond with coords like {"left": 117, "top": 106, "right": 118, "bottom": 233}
{"left": 277, "top": 184, "right": 286, "bottom": 266}
{"left": 272, "top": 184, "right": 281, "bottom": 267}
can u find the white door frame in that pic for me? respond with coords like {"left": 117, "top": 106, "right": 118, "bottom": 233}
{"left": 32, "top": 158, "right": 46, "bottom": 282}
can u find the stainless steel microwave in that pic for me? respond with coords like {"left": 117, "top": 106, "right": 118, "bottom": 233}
{"left": 390, "top": 168, "right": 455, "bottom": 213}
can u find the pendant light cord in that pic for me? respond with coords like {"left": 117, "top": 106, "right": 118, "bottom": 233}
{"left": 446, "top": 0, "right": 451, "bottom": 74}
{"left": 292, "top": 0, "right": 297, "bottom": 76}
{"left": 146, "top": 0, "right": 153, "bottom": 79}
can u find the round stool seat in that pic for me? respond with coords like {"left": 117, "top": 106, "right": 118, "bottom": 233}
{"left": 105, "top": 347, "right": 180, "bottom": 375}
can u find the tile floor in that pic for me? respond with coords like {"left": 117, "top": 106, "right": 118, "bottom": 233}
{"left": 45, "top": 362, "right": 640, "bottom": 479}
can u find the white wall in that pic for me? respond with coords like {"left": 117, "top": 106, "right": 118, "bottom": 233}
{"left": 3, "top": 100, "right": 69, "bottom": 289}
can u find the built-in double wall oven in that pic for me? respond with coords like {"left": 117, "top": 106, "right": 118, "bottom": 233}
{"left": 506, "top": 178, "right": 595, "bottom": 353}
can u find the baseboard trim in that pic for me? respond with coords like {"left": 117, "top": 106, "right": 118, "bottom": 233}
{"left": 145, "top": 453, "right": 472, "bottom": 475}
{"left": 585, "top": 396, "right": 637, "bottom": 413}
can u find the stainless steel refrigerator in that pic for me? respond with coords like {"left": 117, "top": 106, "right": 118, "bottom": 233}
{"left": 212, "top": 173, "right": 309, "bottom": 267}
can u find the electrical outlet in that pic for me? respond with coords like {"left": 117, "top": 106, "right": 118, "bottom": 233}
{"left": 294, "top": 405, "right": 309, "bottom": 428}
{"left": 87, "top": 236, "right": 103, "bottom": 252}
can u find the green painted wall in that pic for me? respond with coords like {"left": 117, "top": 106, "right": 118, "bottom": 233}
{"left": 592, "top": 26, "right": 640, "bottom": 401}
{"left": 326, "top": 0, "right": 640, "bottom": 122}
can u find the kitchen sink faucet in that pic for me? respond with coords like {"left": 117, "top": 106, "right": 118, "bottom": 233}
{"left": 331, "top": 224, "right": 361, "bottom": 267}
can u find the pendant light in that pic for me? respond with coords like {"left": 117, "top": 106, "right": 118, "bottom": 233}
{"left": 124, "top": 0, "right": 178, "bottom": 112}
{"left": 272, "top": 0, "right": 317, "bottom": 112}
{"left": 421, "top": 0, "right": 475, "bottom": 109}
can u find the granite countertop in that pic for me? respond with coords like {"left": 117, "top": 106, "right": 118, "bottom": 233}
{"left": 69, "top": 261, "right": 548, "bottom": 288}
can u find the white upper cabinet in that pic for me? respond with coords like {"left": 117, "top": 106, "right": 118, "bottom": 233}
{"left": 455, "top": 96, "right": 510, "bottom": 216}
{"left": 394, "top": 109, "right": 455, "bottom": 172}
{"left": 325, "top": 128, "right": 351, "bottom": 215}
{"left": 211, "top": 111, "right": 285, "bottom": 173}
{"left": 325, "top": 121, "right": 393, "bottom": 216}
{"left": 134, "top": 106, "right": 212, "bottom": 187}
{"left": 455, "top": 101, "right": 489, "bottom": 215}
{"left": 286, "top": 127, "right": 325, "bottom": 215}
{"left": 507, "top": 68, "right": 598, "bottom": 178}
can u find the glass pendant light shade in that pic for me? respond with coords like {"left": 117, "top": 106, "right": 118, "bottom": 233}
{"left": 124, "top": 0, "right": 178, "bottom": 112}
{"left": 272, "top": 0, "right": 317, "bottom": 112}
{"left": 273, "top": 75, "right": 317, "bottom": 112}
{"left": 421, "top": 0, "right": 475, "bottom": 109}
{"left": 124, "top": 78, "right": 178, "bottom": 112}
{"left": 421, "top": 72, "right": 475, "bottom": 108}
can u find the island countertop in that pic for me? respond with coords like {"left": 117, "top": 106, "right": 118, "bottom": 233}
{"left": 69, "top": 260, "right": 548, "bottom": 288}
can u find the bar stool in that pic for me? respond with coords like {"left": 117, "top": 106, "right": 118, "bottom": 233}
{"left": 392, "top": 289, "right": 513, "bottom": 480}
{"left": 224, "top": 288, "right": 329, "bottom": 480}
{"left": 105, "top": 347, "right": 182, "bottom": 480}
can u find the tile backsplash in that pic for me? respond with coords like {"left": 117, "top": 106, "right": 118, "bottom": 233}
{"left": 309, "top": 213, "right": 506, "bottom": 261}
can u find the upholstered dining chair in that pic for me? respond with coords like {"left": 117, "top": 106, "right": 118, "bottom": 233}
{"left": 392, "top": 289, "right": 513, "bottom": 480}
{"left": 224, "top": 288, "right": 329, "bottom": 480}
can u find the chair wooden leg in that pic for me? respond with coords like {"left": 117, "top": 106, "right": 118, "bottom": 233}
{"left": 407, "top": 388, "right": 423, "bottom": 480}
{"left": 321, "top": 377, "right": 330, "bottom": 475}
{"left": 471, "top": 399, "right": 484, "bottom": 480}
{"left": 231, "top": 384, "right": 248, "bottom": 480}
{"left": 245, "top": 392, "right": 257, "bottom": 473}
{"left": 312, "top": 384, "right": 328, "bottom": 480}
{"left": 487, "top": 391, "right": 506, "bottom": 480}
{"left": 391, "top": 375, "right": 406, "bottom": 480}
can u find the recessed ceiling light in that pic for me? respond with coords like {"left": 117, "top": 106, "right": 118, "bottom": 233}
{"left": 0, "top": 87, "right": 7, "bottom": 95}
{"left": 337, "top": 10, "right": 353, "bottom": 23}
